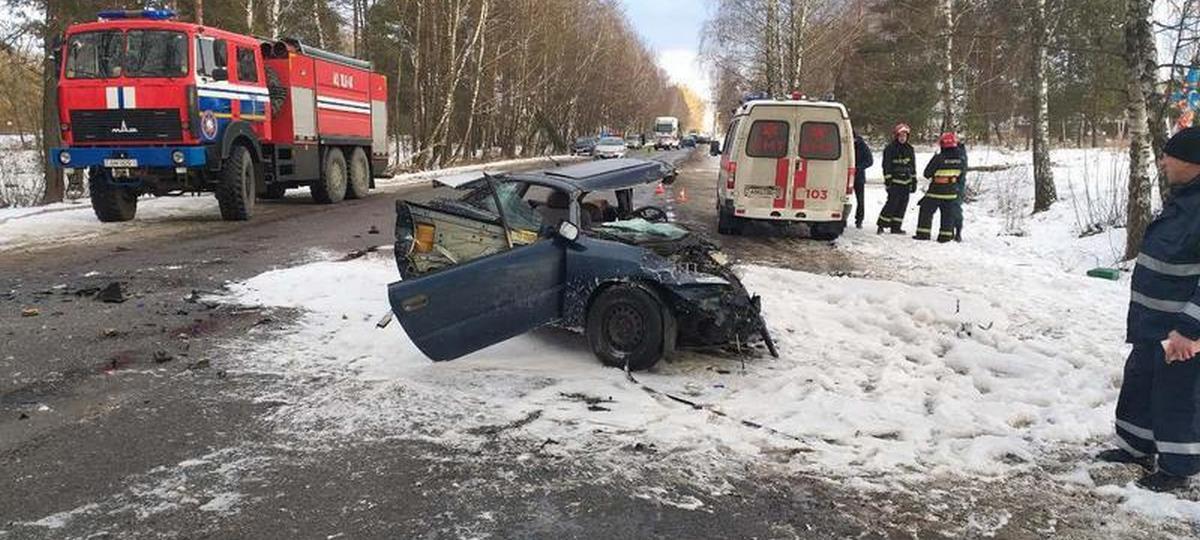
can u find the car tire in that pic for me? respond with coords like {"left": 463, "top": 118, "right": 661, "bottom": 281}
{"left": 717, "top": 206, "right": 743, "bottom": 235}
{"left": 346, "top": 147, "right": 370, "bottom": 199}
{"left": 215, "top": 145, "right": 255, "bottom": 221}
{"left": 313, "top": 147, "right": 347, "bottom": 204}
{"left": 586, "top": 284, "right": 667, "bottom": 371}
{"left": 88, "top": 168, "right": 138, "bottom": 222}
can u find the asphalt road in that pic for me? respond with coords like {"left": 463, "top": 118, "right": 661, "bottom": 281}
{"left": 0, "top": 149, "right": 1175, "bottom": 539}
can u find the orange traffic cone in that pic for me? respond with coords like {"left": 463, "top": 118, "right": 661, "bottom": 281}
{"left": 677, "top": 187, "right": 688, "bottom": 203}
{"left": 655, "top": 183, "right": 665, "bottom": 195}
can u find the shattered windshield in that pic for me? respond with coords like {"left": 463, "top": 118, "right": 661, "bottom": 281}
{"left": 593, "top": 218, "right": 689, "bottom": 242}
{"left": 65, "top": 31, "right": 124, "bottom": 79}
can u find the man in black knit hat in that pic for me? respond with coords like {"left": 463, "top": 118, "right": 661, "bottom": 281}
{"left": 1099, "top": 127, "right": 1200, "bottom": 492}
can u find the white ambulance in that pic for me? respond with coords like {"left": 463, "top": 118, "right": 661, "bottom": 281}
{"left": 712, "top": 94, "right": 855, "bottom": 240}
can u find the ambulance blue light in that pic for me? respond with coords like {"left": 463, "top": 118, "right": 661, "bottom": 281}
{"left": 97, "top": 9, "right": 177, "bottom": 20}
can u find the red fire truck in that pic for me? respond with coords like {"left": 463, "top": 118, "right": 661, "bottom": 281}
{"left": 50, "top": 9, "right": 389, "bottom": 222}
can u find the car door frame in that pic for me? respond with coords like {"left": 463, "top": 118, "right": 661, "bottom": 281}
{"left": 387, "top": 176, "right": 580, "bottom": 361}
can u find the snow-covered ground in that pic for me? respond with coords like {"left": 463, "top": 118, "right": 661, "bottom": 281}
{"left": 0, "top": 155, "right": 578, "bottom": 253}
{"left": 209, "top": 146, "right": 1196, "bottom": 528}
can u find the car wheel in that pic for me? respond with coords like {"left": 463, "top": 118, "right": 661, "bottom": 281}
{"left": 215, "top": 145, "right": 255, "bottom": 221}
{"left": 586, "top": 284, "right": 666, "bottom": 371}
{"left": 88, "top": 168, "right": 138, "bottom": 222}
{"left": 717, "top": 207, "right": 742, "bottom": 235}
{"left": 346, "top": 147, "right": 371, "bottom": 199}
{"left": 313, "top": 147, "right": 347, "bottom": 204}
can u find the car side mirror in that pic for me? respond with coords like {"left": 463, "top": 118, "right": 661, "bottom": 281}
{"left": 558, "top": 221, "right": 580, "bottom": 242}
{"left": 709, "top": 141, "right": 721, "bottom": 156}
{"left": 211, "top": 67, "right": 228, "bottom": 81}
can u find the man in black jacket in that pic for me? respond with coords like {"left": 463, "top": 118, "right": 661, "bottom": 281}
{"left": 876, "top": 124, "right": 916, "bottom": 234}
{"left": 913, "top": 133, "right": 965, "bottom": 243}
{"left": 853, "top": 132, "right": 873, "bottom": 229}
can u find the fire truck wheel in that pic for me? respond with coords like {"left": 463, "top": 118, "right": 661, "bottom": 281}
{"left": 216, "top": 145, "right": 256, "bottom": 221}
{"left": 313, "top": 148, "right": 347, "bottom": 204}
{"left": 346, "top": 147, "right": 370, "bottom": 199}
{"left": 88, "top": 170, "right": 138, "bottom": 222}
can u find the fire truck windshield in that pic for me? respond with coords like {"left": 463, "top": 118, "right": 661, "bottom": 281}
{"left": 65, "top": 29, "right": 188, "bottom": 79}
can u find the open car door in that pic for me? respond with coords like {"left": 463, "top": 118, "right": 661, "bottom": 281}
{"left": 387, "top": 239, "right": 565, "bottom": 361}
{"left": 387, "top": 176, "right": 567, "bottom": 361}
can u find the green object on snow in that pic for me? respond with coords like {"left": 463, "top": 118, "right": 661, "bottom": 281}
{"left": 1087, "top": 267, "right": 1121, "bottom": 280}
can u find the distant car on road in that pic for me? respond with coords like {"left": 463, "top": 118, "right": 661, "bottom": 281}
{"left": 571, "top": 137, "right": 597, "bottom": 156}
{"left": 593, "top": 137, "right": 627, "bottom": 159}
{"left": 681, "top": 136, "right": 697, "bottom": 148}
{"left": 387, "top": 158, "right": 776, "bottom": 371}
{"left": 624, "top": 135, "right": 642, "bottom": 149}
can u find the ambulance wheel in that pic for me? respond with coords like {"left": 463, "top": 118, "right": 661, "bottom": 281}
{"left": 313, "top": 148, "right": 347, "bottom": 204}
{"left": 717, "top": 207, "right": 743, "bottom": 235}
{"left": 215, "top": 145, "right": 256, "bottom": 221}
{"left": 346, "top": 147, "right": 370, "bottom": 199}
{"left": 88, "top": 169, "right": 138, "bottom": 222}
{"left": 587, "top": 284, "right": 666, "bottom": 372}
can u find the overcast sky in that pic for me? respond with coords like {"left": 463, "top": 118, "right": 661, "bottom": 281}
{"left": 618, "top": 0, "right": 714, "bottom": 109}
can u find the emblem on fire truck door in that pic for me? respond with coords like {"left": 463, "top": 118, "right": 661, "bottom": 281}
{"left": 200, "top": 110, "right": 218, "bottom": 140}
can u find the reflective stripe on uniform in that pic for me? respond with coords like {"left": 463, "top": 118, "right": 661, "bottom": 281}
{"left": 1115, "top": 434, "right": 1150, "bottom": 457}
{"left": 1117, "top": 419, "right": 1155, "bottom": 440}
{"left": 924, "top": 193, "right": 958, "bottom": 200}
{"left": 916, "top": 227, "right": 932, "bottom": 234}
{"left": 1158, "top": 441, "right": 1200, "bottom": 455}
{"left": 933, "top": 169, "right": 962, "bottom": 177}
{"left": 1137, "top": 253, "right": 1200, "bottom": 277}
{"left": 1130, "top": 291, "right": 1189, "bottom": 313}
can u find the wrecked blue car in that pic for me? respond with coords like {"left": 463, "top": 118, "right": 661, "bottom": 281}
{"left": 387, "top": 158, "right": 776, "bottom": 371}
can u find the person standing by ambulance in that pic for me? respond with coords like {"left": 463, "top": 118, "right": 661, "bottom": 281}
{"left": 1099, "top": 127, "right": 1200, "bottom": 492}
{"left": 913, "top": 133, "right": 964, "bottom": 242}
{"left": 876, "top": 124, "right": 917, "bottom": 234}
{"left": 852, "top": 132, "right": 873, "bottom": 229}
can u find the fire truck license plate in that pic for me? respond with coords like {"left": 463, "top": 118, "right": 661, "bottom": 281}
{"left": 104, "top": 158, "right": 138, "bottom": 168}
{"left": 744, "top": 185, "right": 776, "bottom": 198}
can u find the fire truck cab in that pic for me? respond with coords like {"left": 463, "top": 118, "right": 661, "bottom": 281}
{"left": 50, "top": 9, "right": 389, "bottom": 222}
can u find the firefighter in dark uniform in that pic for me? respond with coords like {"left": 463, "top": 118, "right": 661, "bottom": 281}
{"left": 1099, "top": 127, "right": 1200, "bottom": 492}
{"left": 913, "top": 133, "right": 964, "bottom": 242}
{"left": 876, "top": 124, "right": 916, "bottom": 234}
{"left": 853, "top": 132, "right": 873, "bottom": 229}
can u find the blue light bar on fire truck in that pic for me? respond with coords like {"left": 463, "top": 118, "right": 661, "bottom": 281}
{"left": 97, "top": 9, "right": 177, "bottom": 20}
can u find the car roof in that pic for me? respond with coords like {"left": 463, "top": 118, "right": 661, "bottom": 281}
{"left": 513, "top": 158, "right": 674, "bottom": 192}
{"left": 433, "top": 158, "right": 674, "bottom": 193}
